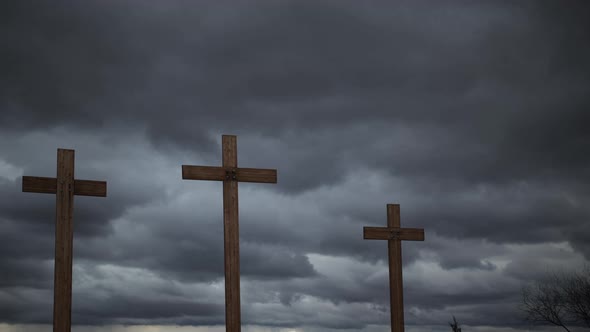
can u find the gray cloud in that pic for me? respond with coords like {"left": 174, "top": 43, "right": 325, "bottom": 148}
{"left": 1, "top": 0, "right": 589, "bottom": 331}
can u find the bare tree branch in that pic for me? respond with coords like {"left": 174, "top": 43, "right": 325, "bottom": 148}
{"left": 562, "top": 265, "right": 590, "bottom": 327}
{"left": 449, "top": 315, "right": 462, "bottom": 332}
{"left": 520, "top": 265, "right": 590, "bottom": 331}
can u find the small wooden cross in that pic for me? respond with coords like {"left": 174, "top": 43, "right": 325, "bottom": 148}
{"left": 363, "top": 204, "right": 424, "bottom": 332}
{"left": 182, "top": 135, "right": 277, "bottom": 332}
{"left": 22, "top": 148, "right": 106, "bottom": 332}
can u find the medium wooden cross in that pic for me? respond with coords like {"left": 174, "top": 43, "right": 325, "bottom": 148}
{"left": 22, "top": 148, "right": 107, "bottom": 332}
{"left": 182, "top": 135, "right": 277, "bottom": 332}
{"left": 363, "top": 204, "right": 424, "bottom": 332}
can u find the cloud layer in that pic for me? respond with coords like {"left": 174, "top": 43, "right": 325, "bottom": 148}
{"left": 1, "top": 1, "right": 589, "bottom": 330}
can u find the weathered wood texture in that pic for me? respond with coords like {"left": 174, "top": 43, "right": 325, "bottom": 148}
{"left": 363, "top": 204, "right": 425, "bottom": 332}
{"left": 23, "top": 176, "right": 107, "bottom": 196}
{"left": 363, "top": 227, "right": 424, "bottom": 241}
{"left": 388, "top": 204, "right": 404, "bottom": 332}
{"left": 182, "top": 134, "right": 277, "bottom": 332}
{"left": 21, "top": 148, "right": 107, "bottom": 332}
{"left": 54, "top": 149, "right": 75, "bottom": 332}
{"left": 222, "top": 135, "right": 241, "bottom": 332}
{"left": 182, "top": 166, "right": 276, "bottom": 183}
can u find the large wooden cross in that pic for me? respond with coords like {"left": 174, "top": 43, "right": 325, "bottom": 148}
{"left": 363, "top": 204, "right": 424, "bottom": 332}
{"left": 22, "top": 148, "right": 106, "bottom": 332}
{"left": 182, "top": 135, "right": 277, "bottom": 332}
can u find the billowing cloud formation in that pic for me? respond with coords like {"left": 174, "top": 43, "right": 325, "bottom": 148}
{"left": 1, "top": 1, "right": 589, "bottom": 331}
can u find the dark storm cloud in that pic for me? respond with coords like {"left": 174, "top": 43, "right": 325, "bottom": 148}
{"left": 0, "top": 137, "right": 175, "bottom": 296}
{"left": 67, "top": 193, "right": 317, "bottom": 284}
{"left": 2, "top": 0, "right": 589, "bottom": 192}
{"left": 0, "top": 134, "right": 170, "bottom": 238}
{"left": 0, "top": 176, "right": 112, "bottom": 238}
{"left": 1, "top": 0, "right": 589, "bottom": 330}
{"left": 0, "top": 255, "right": 52, "bottom": 289}
{"left": 74, "top": 295, "right": 224, "bottom": 325}
{"left": 0, "top": 287, "right": 52, "bottom": 324}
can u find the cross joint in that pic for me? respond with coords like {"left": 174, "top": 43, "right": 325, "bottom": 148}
{"left": 225, "top": 168, "right": 238, "bottom": 181}
{"left": 389, "top": 230, "right": 402, "bottom": 240}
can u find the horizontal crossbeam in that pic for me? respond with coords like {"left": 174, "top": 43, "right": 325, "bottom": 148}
{"left": 182, "top": 165, "right": 277, "bottom": 183}
{"left": 363, "top": 227, "right": 424, "bottom": 241}
{"left": 22, "top": 176, "right": 107, "bottom": 197}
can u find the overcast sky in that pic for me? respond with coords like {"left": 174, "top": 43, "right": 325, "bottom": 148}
{"left": 1, "top": 1, "right": 590, "bottom": 331}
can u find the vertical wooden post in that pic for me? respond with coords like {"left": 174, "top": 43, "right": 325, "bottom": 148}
{"left": 388, "top": 204, "right": 404, "bottom": 332}
{"left": 222, "top": 135, "right": 240, "bottom": 332}
{"left": 54, "top": 149, "right": 75, "bottom": 332}
{"left": 22, "top": 148, "right": 107, "bottom": 332}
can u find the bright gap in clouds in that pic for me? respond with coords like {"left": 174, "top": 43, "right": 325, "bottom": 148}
{"left": 0, "top": 160, "right": 23, "bottom": 182}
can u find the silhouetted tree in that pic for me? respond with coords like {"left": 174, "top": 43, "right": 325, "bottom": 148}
{"left": 520, "top": 266, "right": 590, "bottom": 331}
{"left": 449, "top": 315, "right": 462, "bottom": 332}
{"left": 562, "top": 266, "right": 590, "bottom": 327}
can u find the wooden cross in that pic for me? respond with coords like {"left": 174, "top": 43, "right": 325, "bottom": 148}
{"left": 182, "top": 135, "right": 277, "bottom": 332}
{"left": 363, "top": 204, "right": 424, "bottom": 332}
{"left": 22, "top": 149, "right": 107, "bottom": 332}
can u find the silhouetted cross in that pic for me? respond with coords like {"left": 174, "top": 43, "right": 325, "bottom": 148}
{"left": 182, "top": 135, "right": 277, "bottom": 332}
{"left": 364, "top": 204, "right": 424, "bottom": 332}
{"left": 22, "top": 149, "right": 107, "bottom": 332}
